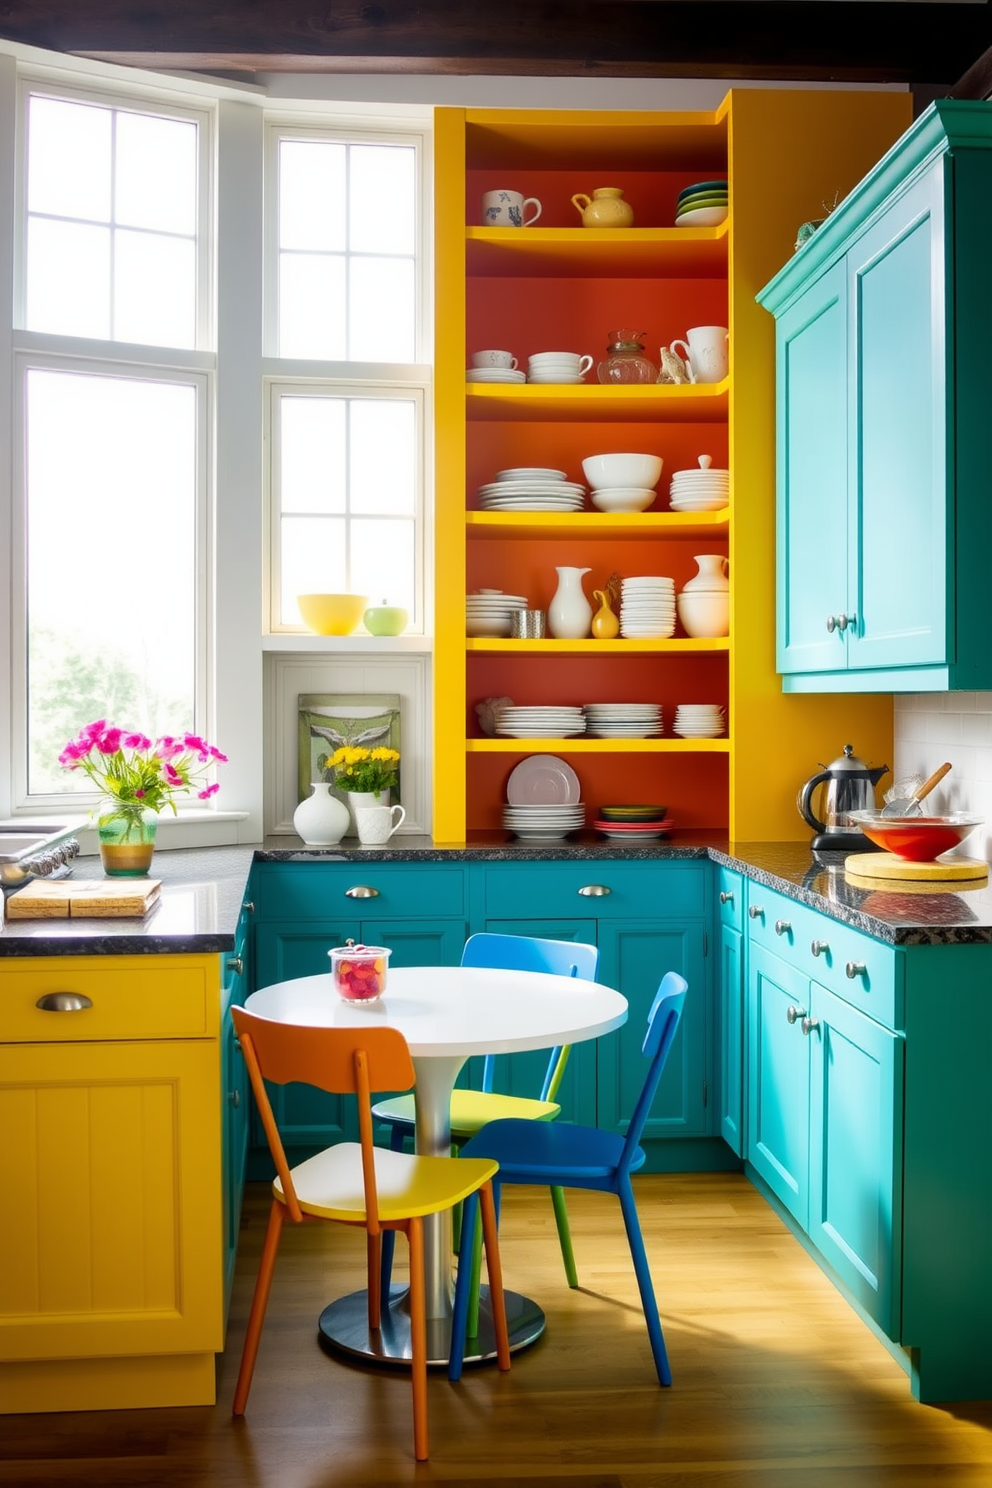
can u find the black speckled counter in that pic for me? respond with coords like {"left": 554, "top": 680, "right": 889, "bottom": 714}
{"left": 2, "top": 834, "right": 991, "bottom": 956}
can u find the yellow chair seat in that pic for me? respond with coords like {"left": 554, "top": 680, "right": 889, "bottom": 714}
{"left": 274, "top": 1142, "right": 500, "bottom": 1223}
{"left": 373, "top": 1088, "right": 560, "bottom": 1139}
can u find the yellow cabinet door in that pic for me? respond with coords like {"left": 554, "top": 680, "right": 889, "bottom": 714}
{"left": 0, "top": 1037, "right": 222, "bottom": 1370}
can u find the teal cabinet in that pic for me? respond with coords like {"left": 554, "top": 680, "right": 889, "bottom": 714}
{"left": 759, "top": 100, "right": 992, "bottom": 692}
{"left": 715, "top": 867, "right": 745, "bottom": 1156}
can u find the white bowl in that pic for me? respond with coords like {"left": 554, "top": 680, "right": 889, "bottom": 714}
{"left": 590, "top": 487, "right": 657, "bottom": 513}
{"left": 676, "top": 590, "right": 729, "bottom": 638}
{"left": 582, "top": 453, "right": 663, "bottom": 490}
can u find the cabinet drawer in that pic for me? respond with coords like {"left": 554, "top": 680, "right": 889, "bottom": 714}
{"left": 715, "top": 866, "right": 744, "bottom": 931}
{"left": 483, "top": 861, "right": 706, "bottom": 921}
{"left": 746, "top": 885, "right": 898, "bottom": 1028}
{"left": 0, "top": 956, "right": 217, "bottom": 1043}
{"left": 254, "top": 863, "right": 467, "bottom": 922}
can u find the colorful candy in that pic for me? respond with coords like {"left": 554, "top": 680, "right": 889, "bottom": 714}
{"left": 329, "top": 940, "right": 390, "bottom": 1004}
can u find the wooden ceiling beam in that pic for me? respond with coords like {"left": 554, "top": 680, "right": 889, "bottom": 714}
{"left": 0, "top": 1, "right": 990, "bottom": 85}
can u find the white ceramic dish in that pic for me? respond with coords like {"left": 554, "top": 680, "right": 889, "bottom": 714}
{"left": 582, "top": 453, "right": 663, "bottom": 490}
{"left": 506, "top": 755, "right": 582, "bottom": 805}
{"left": 496, "top": 468, "right": 568, "bottom": 481}
{"left": 590, "top": 487, "right": 656, "bottom": 513}
{"left": 675, "top": 205, "right": 728, "bottom": 228}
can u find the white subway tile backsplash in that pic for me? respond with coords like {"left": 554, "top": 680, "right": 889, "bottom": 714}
{"left": 894, "top": 693, "right": 992, "bottom": 860}
{"left": 961, "top": 713, "right": 992, "bottom": 746}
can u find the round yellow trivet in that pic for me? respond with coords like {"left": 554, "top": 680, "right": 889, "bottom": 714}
{"left": 844, "top": 851, "right": 988, "bottom": 884}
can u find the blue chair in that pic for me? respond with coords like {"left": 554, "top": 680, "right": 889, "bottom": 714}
{"left": 373, "top": 932, "right": 600, "bottom": 1305}
{"left": 453, "top": 971, "right": 688, "bottom": 1386}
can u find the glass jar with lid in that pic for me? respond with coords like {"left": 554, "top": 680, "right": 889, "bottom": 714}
{"left": 596, "top": 329, "right": 657, "bottom": 385}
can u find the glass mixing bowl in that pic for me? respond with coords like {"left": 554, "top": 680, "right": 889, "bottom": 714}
{"left": 848, "top": 811, "right": 983, "bottom": 863}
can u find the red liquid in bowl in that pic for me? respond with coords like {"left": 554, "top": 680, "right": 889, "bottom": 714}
{"left": 861, "top": 823, "right": 966, "bottom": 861}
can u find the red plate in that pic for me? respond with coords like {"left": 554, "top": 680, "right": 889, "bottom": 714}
{"left": 594, "top": 819, "right": 674, "bottom": 833}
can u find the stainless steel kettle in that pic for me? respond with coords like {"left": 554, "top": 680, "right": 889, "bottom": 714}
{"left": 798, "top": 743, "right": 889, "bottom": 853}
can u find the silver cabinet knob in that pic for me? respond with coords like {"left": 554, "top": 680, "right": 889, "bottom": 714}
{"left": 802, "top": 1016, "right": 820, "bottom": 1036}
{"left": 577, "top": 884, "right": 611, "bottom": 897}
{"left": 826, "top": 614, "right": 838, "bottom": 633}
{"left": 345, "top": 885, "right": 380, "bottom": 898}
{"left": 826, "top": 613, "right": 857, "bottom": 634}
{"left": 719, "top": 891, "right": 734, "bottom": 905}
{"left": 243, "top": 901, "right": 255, "bottom": 914}
{"left": 35, "top": 992, "right": 93, "bottom": 1012}
{"left": 227, "top": 956, "right": 243, "bottom": 976}
{"left": 811, "top": 939, "right": 830, "bottom": 958}
{"left": 846, "top": 961, "right": 867, "bottom": 980}
{"left": 774, "top": 919, "right": 792, "bottom": 936}
{"left": 748, "top": 904, "right": 764, "bottom": 919}
{"left": 786, "top": 1005, "right": 807, "bottom": 1025}
{"left": 229, "top": 1089, "right": 241, "bottom": 1108}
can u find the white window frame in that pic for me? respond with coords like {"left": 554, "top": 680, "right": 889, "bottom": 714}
{"left": 262, "top": 115, "right": 432, "bottom": 638}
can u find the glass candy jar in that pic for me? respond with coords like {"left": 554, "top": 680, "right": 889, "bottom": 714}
{"left": 596, "top": 329, "right": 657, "bottom": 385}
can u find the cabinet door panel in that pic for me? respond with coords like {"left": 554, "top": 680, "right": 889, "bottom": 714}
{"left": 478, "top": 918, "right": 599, "bottom": 1126}
{"left": 747, "top": 943, "right": 809, "bottom": 1223}
{"left": 852, "top": 165, "right": 946, "bottom": 670}
{"left": 776, "top": 260, "right": 849, "bottom": 675}
{"left": 717, "top": 920, "right": 745, "bottom": 1156}
{"left": 808, "top": 983, "right": 903, "bottom": 1334}
{"left": 596, "top": 923, "right": 707, "bottom": 1140}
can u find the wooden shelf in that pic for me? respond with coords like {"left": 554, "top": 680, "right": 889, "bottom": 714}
{"left": 465, "top": 637, "right": 729, "bottom": 654}
{"left": 467, "top": 737, "right": 730, "bottom": 753}
{"left": 465, "top": 381, "right": 729, "bottom": 423}
{"left": 466, "top": 510, "right": 729, "bottom": 539}
{"left": 465, "top": 225, "right": 728, "bottom": 279}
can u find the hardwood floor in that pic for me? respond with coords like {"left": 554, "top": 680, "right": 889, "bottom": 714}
{"left": 3, "top": 1172, "right": 992, "bottom": 1486}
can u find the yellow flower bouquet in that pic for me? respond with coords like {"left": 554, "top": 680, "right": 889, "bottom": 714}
{"left": 330, "top": 745, "right": 400, "bottom": 795}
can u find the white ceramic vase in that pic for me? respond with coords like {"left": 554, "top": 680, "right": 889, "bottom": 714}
{"left": 548, "top": 565, "right": 593, "bottom": 639}
{"left": 683, "top": 554, "right": 730, "bottom": 592}
{"left": 344, "top": 789, "right": 389, "bottom": 836}
{"left": 293, "top": 782, "right": 351, "bottom": 846}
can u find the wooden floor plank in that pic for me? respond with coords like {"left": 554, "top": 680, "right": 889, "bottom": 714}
{"left": 1, "top": 1173, "right": 991, "bottom": 1486}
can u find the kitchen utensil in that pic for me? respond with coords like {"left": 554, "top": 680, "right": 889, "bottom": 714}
{"left": 847, "top": 811, "right": 983, "bottom": 862}
{"left": 845, "top": 850, "right": 988, "bottom": 884}
{"left": 797, "top": 743, "right": 889, "bottom": 853}
{"left": 880, "top": 761, "right": 952, "bottom": 816}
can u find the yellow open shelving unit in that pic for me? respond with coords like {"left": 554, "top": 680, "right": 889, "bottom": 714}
{"left": 433, "top": 92, "right": 912, "bottom": 844}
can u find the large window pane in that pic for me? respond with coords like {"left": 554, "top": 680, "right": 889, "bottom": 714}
{"left": 280, "top": 397, "right": 346, "bottom": 513}
{"left": 26, "top": 369, "right": 198, "bottom": 796}
{"left": 281, "top": 516, "right": 347, "bottom": 624}
{"left": 350, "top": 145, "right": 415, "bottom": 255}
{"left": 115, "top": 231, "right": 196, "bottom": 348}
{"left": 28, "top": 96, "right": 111, "bottom": 220}
{"left": 26, "top": 219, "right": 110, "bottom": 338}
{"left": 351, "top": 519, "right": 415, "bottom": 611}
{"left": 279, "top": 254, "right": 346, "bottom": 360}
{"left": 349, "top": 257, "right": 415, "bottom": 362}
{"left": 116, "top": 111, "right": 197, "bottom": 234}
{"left": 350, "top": 400, "right": 416, "bottom": 514}
{"left": 280, "top": 140, "right": 346, "bottom": 251}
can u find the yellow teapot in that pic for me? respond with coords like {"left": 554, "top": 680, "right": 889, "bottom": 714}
{"left": 570, "top": 187, "right": 634, "bottom": 229}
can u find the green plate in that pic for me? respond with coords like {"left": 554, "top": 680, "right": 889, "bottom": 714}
{"left": 677, "top": 179, "right": 727, "bottom": 203}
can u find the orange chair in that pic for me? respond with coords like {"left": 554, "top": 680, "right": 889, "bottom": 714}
{"left": 231, "top": 1007, "right": 511, "bottom": 1461}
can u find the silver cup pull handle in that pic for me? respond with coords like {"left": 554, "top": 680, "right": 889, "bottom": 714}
{"left": 36, "top": 992, "right": 93, "bottom": 1013}
{"left": 578, "top": 884, "right": 611, "bottom": 897}
{"left": 345, "top": 886, "right": 380, "bottom": 898}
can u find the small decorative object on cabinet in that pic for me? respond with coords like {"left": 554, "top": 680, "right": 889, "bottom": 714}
{"left": 548, "top": 566, "right": 593, "bottom": 638}
{"left": 571, "top": 186, "right": 634, "bottom": 228}
{"left": 669, "top": 325, "right": 729, "bottom": 384}
{"left": 293, "top": 782, "right": 350, "bottom": 846}
{"left": 591, "top": 588, "right": 621, "bottom": 639}
{"left": 363, "top": 600, "right": 409, "bottom": 636}
{"left": 97, "top": 802, "right": 159, "bottom": 877}
{"left": 597, "top": 329, "right": 657, "bottom": 384}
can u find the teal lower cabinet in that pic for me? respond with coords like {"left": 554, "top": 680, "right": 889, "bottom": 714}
{"left": 715, "top": 867, "right": 745, "bottom": 1156}
{"left": 481, "top": 859, "right": 711, "bottom": 1166}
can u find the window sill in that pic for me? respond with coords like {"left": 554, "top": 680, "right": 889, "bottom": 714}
{"left": 262, "top": 634, "right": 433, "bottom": 653}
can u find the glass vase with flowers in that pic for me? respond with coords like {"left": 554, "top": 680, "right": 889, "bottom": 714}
{"left": 330, "top": 745, "right": 401, "bottom": 834}
{"left": 59, "top": 721, "right": 228, "bottom": 877}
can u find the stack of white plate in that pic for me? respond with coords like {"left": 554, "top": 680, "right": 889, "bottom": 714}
{"left": 526, "top": 352, "right": 591, "bottom": 385}
{"left": 495, "top": 705, "right": 586, "bottom": 737}
{"left": 478, "top": 469, "right": 586, "bottom": 512}
{"left": 669, "top": 455, "right": 729, "bottom": 512}
{"left": 619, "top": 577, "right": 676, "bottom": 638}
{"left": 583, "top": 703, "right": 663, "bottom": 738}
{"left": 673, "top": 703, "right": 726, "bottom": 738}
{"left": 501, "top": 802, "right": 586, "bottom": 841}
{"left": 466, "top": 590, "right": 528, "bottom": 637}
{"left": 466, "top": 367, "right": 526, "bottom": 384}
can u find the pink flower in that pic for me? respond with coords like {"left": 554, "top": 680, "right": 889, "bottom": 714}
{"left": 97, "top": 727, "right": 123, "bottom": 754}
{"left": 58, "top": 741, "right": 87, "bottom": 765}
{"left": 122, "top": 732, "right": 151, "bottom": 751}
{"left": 164, "top": 762, "right": 183, "bottom": 785}
{"left": 198, "top": 782, "right": 220, "bottom": 799}
{"left": 81, "top": 720, "right": 106, "bottom": 744}
{"left": 208, "top": 745, "right": 229, "bottom": 763}
{"left": 155, "top": 736, "right": 184, "bottom": 763}
{"left": 183, "top": 733, "right": 210, "bottom": 760}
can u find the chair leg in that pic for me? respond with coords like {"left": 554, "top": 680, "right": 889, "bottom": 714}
{"left": 233, "top": 1198, "right": 286, "bottom": 1415}
{"left": 448, "top": 1191, "right": 479, "bottom": 1383}
{"left": 618, "top": 1179, "right": 672, "bottom": 1387}
{"left": 367, "top": 1232, "right": 382, "bottom": 1330}
{"left": 479, "top": 1181, "right": 511, "bottom": 1372}
{"left": 550, "top": 1184, "right": 579, "bottom": 1288}
{"left": 466, "top": 1202, "right": 485, "bottom": 1340}
{"left": 378, "top": 1124, "right": 408, "bottom": 1300}
{"left": 407, "top": 1217, "right": 429, "bottom": 1461}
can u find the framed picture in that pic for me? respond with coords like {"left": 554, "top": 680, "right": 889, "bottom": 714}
{"left": 297, "top": 693, "right": 402, "bottom": 806}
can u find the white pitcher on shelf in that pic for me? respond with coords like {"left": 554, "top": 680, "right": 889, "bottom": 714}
{"left": 548, "top": 566, "right": 593, "bottom": 639}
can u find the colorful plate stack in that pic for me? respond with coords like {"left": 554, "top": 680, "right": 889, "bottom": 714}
{"left": 593, "top": 804, "right": 672, "bottom": 840}
{"left": 674, "top": 180, "right": 728, "bottom": 229}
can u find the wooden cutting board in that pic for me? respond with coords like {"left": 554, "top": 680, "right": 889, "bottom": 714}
{"left": 845, "top": 852, "right": 988, "bottom": 884}
{"left": 6, "top": 878, "right": 162, "bottom": 918}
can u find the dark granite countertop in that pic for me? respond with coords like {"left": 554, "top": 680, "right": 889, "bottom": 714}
{"left": 2, "top": 835, "right": 991, "bottom": 956}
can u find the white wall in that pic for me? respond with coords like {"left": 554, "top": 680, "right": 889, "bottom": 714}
{"left": 894, "top": 695, "right": 992, "bottom": 860}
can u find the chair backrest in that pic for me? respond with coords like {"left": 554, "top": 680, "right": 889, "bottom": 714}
{"left": 617, "top": 971, "right": 688, "bottom": 1178}
{"left": 460, "top": 933, "right": 600, "bottom": 1098}
{"left": 232, "top": 1006, "right": 414, "bottom": 1230}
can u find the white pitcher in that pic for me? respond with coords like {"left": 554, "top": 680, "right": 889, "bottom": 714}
{"left": 669, "top": 326, "right": 729, "bottom": 385}
{"left": 548, "top": 566, "right": 593, "bottom": 639}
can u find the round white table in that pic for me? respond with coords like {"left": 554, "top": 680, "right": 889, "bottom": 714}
{"left": 245, "top": 964, "right": 628, "bottom": 1366}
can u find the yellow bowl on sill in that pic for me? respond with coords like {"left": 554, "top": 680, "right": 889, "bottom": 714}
{"left": 297, "top": 593, "right": 369, "bottom": 636}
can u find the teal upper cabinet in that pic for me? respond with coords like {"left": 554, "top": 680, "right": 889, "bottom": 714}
{"left": 758, "top": 101, "right": 992, "bottom": 693}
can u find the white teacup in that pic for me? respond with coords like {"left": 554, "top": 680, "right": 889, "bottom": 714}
{"left": 355, "top": 803, "right": 406, "bottom": 845}
{"left": 528, "top": 353, "right": 594, "bottom": 378}
{"left": 472, "top": 350, "right": 518, "bottom": 369}
{"left": 669, "top": 326, "right": 729, "bottom": 385}
{"left": 481, "top": 190, "right": 542, "bottom": 228}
